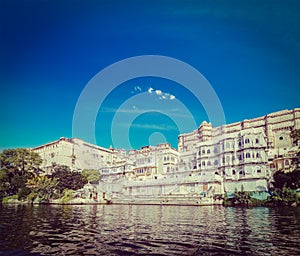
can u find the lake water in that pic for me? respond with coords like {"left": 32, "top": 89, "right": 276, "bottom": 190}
{"left": 0, "top": 204, "right": 300, "bottom": 255}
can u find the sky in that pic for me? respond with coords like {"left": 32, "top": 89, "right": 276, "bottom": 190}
{"left": 1, "top": 0, "right": 300, "bottom": 151}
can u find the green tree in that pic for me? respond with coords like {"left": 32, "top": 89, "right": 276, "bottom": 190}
{"left": 0, "top": 148, "right": 42, "bottom": 200}
{"left": 273, "top": 171, "right": 292, "bottom": 190}
{"left": 233, "top": 185, "right": 252, "bottom": 206}
{"left": 50, "top": 165, "right": 87, "bottom": 194}
{"left": 26, "top": 175, "right": 58, "bottom": 203}
{"left": 273, "top": 169, "right": 300, "bottom": 190}
{"left": 82, "top": 169, "right": 100, "bottom": 184}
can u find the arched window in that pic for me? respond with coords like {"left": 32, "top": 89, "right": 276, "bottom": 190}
{"left": 207, "top": 149, "right": 211, "bottom": 154}
{"left": 215, "top": 171, "right": 219, "bottom": 175}
{"left": 246, "top": 153, "right": 251, "bottom": 158}
{"left": 245, "top": 138, "right": 250, "bottom": 143}
{"left": 255, "top": 138, "right": 259, "bottom": 144}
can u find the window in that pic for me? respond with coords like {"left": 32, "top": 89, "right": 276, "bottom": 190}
{"left": 202, "top": 149, "right": 205, "bottom": 154}
{"left": 245, "top": 138, "right": 250, "bottom": 144}
{"left": 285, "top": 160, "right": 289, "bottom": 165}
{"left": 207, "top": 161, "right": 211, "bottom": 166}
{"left": 257, "top": 169, "right": 261, "bottom": 173}
{"left": 279, "top": 136, "right": 283, "bottom": 140}
{"left": 207, "top": 149, "right": 211, "bottom": 154}
{"left": 214, "top": 147, "right": 218, "bottom": 153}
{"left": 215, "top": 172, "right": 219, "bottom": 175}
{"left": 238, "top": 141, "right": 242, "bottom": 147}
{"left": 214, "top": 160, "right": 218, "bottom": 165}
{"left": 239, "top": 170, "right": 245, "bottom": 175}
{"left": 255, "top": 138, "right": 259, "bottom": 144}
{"left": 198, "top": 151, "right": 201, "bottom": 155}
{"left": 232, "top": 156, "right": 235, "bottom": 161}
{"left": 246, "top": 153, "right": 251, "bottom": 158}
{"left": 232, "top": 170, "right": 236, "bottom": 175}
{"left": 202, "top": 161, "right": 206, "bottom": 166}
{"left": 198, "top": 163, "right": 201, "bottom": 167}
{"left": 226, "top": 142, "right": 230, "bottom": 148}
{"left": 256, "top": 153, "right": 260, "bottom": 158}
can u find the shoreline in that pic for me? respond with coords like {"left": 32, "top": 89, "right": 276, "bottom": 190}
{"left": 2, "top": 198, "right": 299, "bottom": 207}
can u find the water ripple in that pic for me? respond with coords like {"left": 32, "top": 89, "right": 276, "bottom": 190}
{"left": 0, "top": 205, "right": 300, "bottom": 255}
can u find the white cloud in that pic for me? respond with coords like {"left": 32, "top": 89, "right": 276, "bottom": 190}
{"left": 130, "top": 123, "right": 178, "bottom": 131}
{"left": 134, "top": 86, "right": 142, "bottom": 92}
{"left": 148, "top": 87, "right": 154, "bottom": 93}
{"left": 146, "top": 87, "right": 176, "bottom": 101}
{"left": 155, "top": 90, "right": 162, "bottom": 95}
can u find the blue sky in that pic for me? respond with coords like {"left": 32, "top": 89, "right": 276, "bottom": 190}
{"left": 1, "top": 0, "right": 300, "bottom": 150}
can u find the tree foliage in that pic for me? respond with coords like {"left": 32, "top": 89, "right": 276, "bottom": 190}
{"left": 82, "top": 169, "right": 100, "bottom": 184}
{"left": 232, "top": 185, "right": 252, "bottom": 206}
{"left": 26, "top": 175, "right": 59, "bottom": 203}
{"left": 273, "top": 170, "right": 300, "bottom": 190}
{"left": 49, "top": 165, "right": 87, "bottom": 194}
{"left": 0, "top": 148, "right": 42, "bottom": 199}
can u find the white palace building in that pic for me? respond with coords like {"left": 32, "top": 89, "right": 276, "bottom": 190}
{"left": 32, "top": 108, "right": 300, "bottom": 201}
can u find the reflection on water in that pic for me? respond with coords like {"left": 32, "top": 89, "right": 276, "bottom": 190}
{"left": 0, "top": 204, "right": 300, "bottom": 255}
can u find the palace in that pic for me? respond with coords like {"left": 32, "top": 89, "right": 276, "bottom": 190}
{"left": 32, "top": 108, "right": 300, "bottom": 200}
